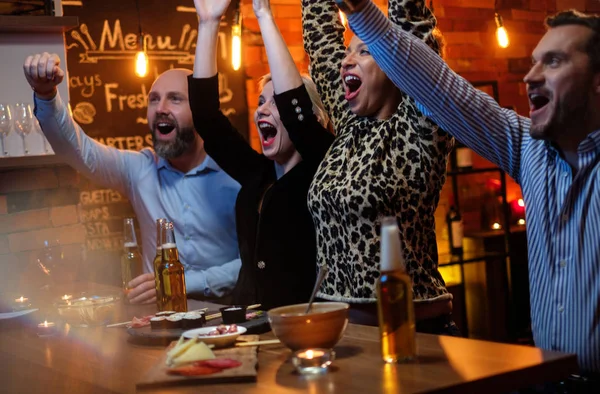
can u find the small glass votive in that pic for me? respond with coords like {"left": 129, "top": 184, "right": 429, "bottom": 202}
{"left": 291, "top": 348, "right": 335, "bottom": 375}
{"left": 13, "top": 296, "right": 32, "bottom": 311}
{"left": 37, "top": 320, "right": 57, "bottom": 337}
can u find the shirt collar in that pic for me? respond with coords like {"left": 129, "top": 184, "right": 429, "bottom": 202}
{"left": 156, "top": 154, "right": 222, "bottom": 175}
{"left": 544, "top": 129, "right": 600, "bottom": 159}
{"left": 578, "top": 128, "right": 600, "bottom": 156}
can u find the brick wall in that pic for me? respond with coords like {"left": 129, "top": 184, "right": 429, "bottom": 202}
{"left": 239, "top": 0, "right": 600, "bottom": 256}
{"left": 0, "top": 165, "right": 86, "bottom": 294}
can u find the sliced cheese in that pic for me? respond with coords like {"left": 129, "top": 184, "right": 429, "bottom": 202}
{"left": 170, "top": 342, "right": 215, "bottom": 367}
{"left": 166, "top": 337, "right": 196, "bottom": 365}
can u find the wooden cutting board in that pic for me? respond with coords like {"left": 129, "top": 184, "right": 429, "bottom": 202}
{"left": 136, "top": 335, "right": 259, "bottom": 389}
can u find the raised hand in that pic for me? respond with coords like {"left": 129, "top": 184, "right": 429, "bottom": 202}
{"left": 23, "top": 52, "right": 64, "bottom": 100}
{"left": 252, "top": 0, "right": 273, "bottom": 20}
{"left": 194, "top": 0, "right": 231, "bottom": 22}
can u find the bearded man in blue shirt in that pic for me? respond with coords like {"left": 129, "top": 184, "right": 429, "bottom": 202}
{"left": 23, "top": 52, "right": 241, "bottom": 304}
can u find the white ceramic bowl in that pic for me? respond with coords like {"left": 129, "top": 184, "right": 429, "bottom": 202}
{"left": 182, "top": 325, "right": 247, "bottom": 348}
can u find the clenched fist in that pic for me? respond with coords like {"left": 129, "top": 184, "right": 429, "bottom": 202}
{"left": 23, "top": 52, "right": 65, "bottom": 100}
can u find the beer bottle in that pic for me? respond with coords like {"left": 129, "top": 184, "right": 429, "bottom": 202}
{"left": 157, "top": 221, "right": 187, "bottom": 312}
{"left": 121, "top": 218, "right": 144, "bottom": 299}
{"left": 153, "top": 218, "right": 167, "bottom": 310}
{"left": 376, "top": 217, "right": 416, "bottom": 363}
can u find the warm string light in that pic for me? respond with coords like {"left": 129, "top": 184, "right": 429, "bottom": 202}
{"left": 231, "top": 4, "right": 242, "bottom": 71}
{"left": 135, "top": 34, "right": 149, "bottom": 77}
{"left": 339, "top": 10, "right": 347, "bottom": 27}
{"left": 134, "top": 0, "right": 148, "bottom": 77}
{"left": 495, "top": 12, "right": 509, "bottom": 48}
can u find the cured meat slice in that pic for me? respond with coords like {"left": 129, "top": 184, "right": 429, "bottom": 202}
{"left": 196, "top": 359, "right": 242, "bottom": 369}
{"left": 166, "top": 365, "right": 221, "bottom": 376}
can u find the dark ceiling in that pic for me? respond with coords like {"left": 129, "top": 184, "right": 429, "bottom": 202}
{"left": 0, "top": 0, "right": 52, "bottom": 16}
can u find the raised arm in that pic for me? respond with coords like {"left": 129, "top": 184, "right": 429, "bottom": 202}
{"left": 301, "top": 0, "right": 351, "bottom": 128}
{"left": 24, "top": 53, "right": 138, "bottom": 195}
{"left": 387, "top": 0, "right": 440, "bottom": 54}
{"left": 254, "top": 0, "right": 334, "bottom": 163}
{"left": 347, "top": 1, "right": 529, "bottom": 182}
{"left": 191, "top": 0, "right": 265, "bottom": 186}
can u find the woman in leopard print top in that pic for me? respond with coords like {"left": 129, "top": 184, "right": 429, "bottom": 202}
{"left": 302, "top": 0, "right": 456, "bottom": 332}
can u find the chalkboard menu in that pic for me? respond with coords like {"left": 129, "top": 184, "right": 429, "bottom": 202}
{"left": 63, "top": 0, "right": 248, "bottom": 284}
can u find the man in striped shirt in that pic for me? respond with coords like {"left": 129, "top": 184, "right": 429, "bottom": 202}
{"left": 339, "top": 0, "right": 600, "bottom": 381}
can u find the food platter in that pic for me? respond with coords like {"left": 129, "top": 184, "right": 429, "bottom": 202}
{"left": 126, "top": 311, "right": 269, "bottom": 345}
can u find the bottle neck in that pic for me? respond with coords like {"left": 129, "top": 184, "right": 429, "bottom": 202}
{"left": 380, "top": 221, "right": 405, "bottom": 273}
{"left": 161, "top": 243, "right": 179, "bottom": 262}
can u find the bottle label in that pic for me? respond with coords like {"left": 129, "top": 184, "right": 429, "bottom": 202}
{"left": 451, "top": 221, "right": 464, "bottom": 248}
{"left": 456, "top": 147, "right": 472, "bottom": 168}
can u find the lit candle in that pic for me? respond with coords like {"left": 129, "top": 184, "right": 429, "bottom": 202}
{"left": 61, "top": 294, "right": 72, "bottom": 301}
{"left": 37, "top": 320, "right": 57, "bottom": 337}
{"left": 13, "top": 296, "right": 31, "bottom": 310}
{"left": 292, "top": 348, "right": 335, "bottom": 374}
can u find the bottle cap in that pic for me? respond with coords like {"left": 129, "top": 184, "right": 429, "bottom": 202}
{"left": 379, "top": 217, "right": 405, "bottom": 272}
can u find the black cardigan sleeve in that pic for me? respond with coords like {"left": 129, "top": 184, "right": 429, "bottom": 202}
{"left": 274, "top": 85, "right": 335, "bottom": 166}
{"left": 188, "top": 74, "right": 266, "bottom": 186}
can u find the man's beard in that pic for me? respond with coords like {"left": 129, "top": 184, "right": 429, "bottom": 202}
{"left": 530, "top": 93, "right": 590, "bottom": 142}
{"left": 152, "top": 125, "right": 195, "bottom": 159}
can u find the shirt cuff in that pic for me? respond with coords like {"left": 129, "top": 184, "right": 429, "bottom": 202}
{"left": 273, "top": 84, "right": 314, "bottom": 125}
{"left": 347, "top": 1, "right": 392, "bottom": 45}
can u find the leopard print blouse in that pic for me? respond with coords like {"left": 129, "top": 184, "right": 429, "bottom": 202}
{"left": 302, "top": 0, "right": 453, "bottom": 303}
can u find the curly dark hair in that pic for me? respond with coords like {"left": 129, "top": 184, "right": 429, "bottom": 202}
{"left": 546, "top": 9, "right": 600, "bottom": 73}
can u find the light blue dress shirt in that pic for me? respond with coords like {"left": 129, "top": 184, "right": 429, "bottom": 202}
{"left": 34, "top": 92, "right": 241, "bottom": 298}
{"left": 348, "top": 1, "right": 600, "bottom": 373}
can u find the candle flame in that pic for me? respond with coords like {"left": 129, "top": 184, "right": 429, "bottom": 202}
{"left": 19, "top": 296, "right": 24, "bottom": 302}
{"left": 305, "top": 350, "right": 314, "bottom": 359}
{"left": 492, "top": 222, "right": 502, "bottom": 230}
{"left": 518, "top": 219, "right": 525, "bottom": 225}
{"left": 43, "top": 321, "right": 48, "bottom": 327}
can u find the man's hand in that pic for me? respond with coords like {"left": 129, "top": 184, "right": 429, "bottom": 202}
{"left": 127, "top": 273, "right": 156, "bottom": 304}
{"left": 194, "top": 0, "right": 231, "bottom": 23}
{"left": 23, "top": 52, "right": 64, "bottom": 100}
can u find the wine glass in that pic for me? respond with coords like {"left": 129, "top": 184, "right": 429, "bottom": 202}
{"left": 13, "top": 102, "right": 33, "bottom": 155}
{"left": 0, "top": 103, "right": 11, "bottom": 156}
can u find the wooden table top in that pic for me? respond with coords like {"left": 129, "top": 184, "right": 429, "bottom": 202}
{"left": 0, "top": 283, "right": 578, "bottom": 394}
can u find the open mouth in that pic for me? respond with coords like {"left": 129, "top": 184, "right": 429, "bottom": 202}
{"left": 343, "top": 74, "right": 362, "bottom": 101}
{"left": 258, "top": 121, "right": 278, "bottom": 147}
{"left": 528, "top": 93, "right": 550, "bottom": 115}
{"left": 155, "top": 119, "right": 176, "bottom": 135}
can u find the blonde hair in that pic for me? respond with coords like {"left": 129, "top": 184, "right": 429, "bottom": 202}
{"left": 258, "top": 74, "right": 331, "bottom": 130}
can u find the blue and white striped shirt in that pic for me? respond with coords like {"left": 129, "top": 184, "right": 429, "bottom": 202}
{"left": 348, "top": 1, "right": 600, "bottom": 374}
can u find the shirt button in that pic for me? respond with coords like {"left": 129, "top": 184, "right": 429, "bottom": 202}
{"left": 185, "top": 235, "right": 190, "bottom": 240}
{"left": 559, "top": 260, "right": 566, "bottom": 268}
{"left": 184, "top": 204, "right": 190, "bottom": 209}
{"left": 291, "top": 99, "right": 298, "bottom": 105}
{"left": 295, "top": 106, "right": 302, "bottom": 114}
{"left": 297, "top": 114, "right": 304, "bottom": 121}
{"left": 558, "top": 305, "right": 565, "bottom": 313}
{"left": 257, "top": 261, "right": 266, "bottom": 269}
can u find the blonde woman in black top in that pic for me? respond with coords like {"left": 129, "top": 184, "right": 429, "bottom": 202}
{"left": 189, "top": 0, "right": 333, "bottom": 309}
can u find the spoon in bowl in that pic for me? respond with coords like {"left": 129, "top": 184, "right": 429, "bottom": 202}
{"left": 305, "top": 265, "right": 328, "bottom": 314}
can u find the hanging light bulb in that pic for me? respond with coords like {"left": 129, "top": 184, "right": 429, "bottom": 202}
{"left": 339, "top": 10, "right": 347, "bottom": 27}
{"left": 135, "top": 34, "right": 148, "bottom": 77}
{"left": 231, "top": 5, "right": 242, "bottom": 71}
{"left": 495, "top": 12, "right": 509, "bottom": 48}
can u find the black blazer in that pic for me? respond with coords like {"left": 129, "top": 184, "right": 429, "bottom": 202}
{"left": 188, "top": 75, "right": 334, "bottom": 310}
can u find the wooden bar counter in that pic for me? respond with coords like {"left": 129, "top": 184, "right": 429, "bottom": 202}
{"left": 0, "top": 283, "right": 578, "bottom": 394}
